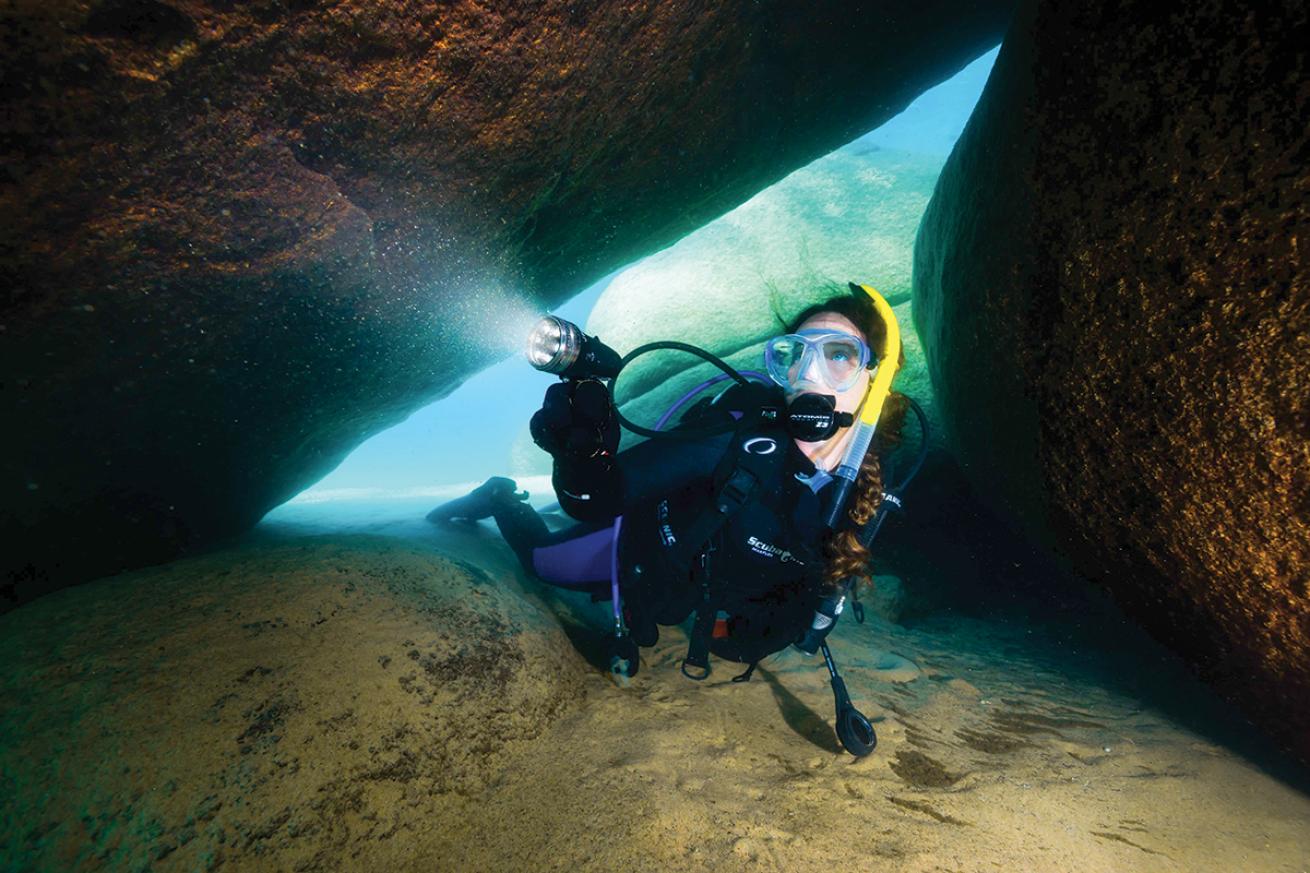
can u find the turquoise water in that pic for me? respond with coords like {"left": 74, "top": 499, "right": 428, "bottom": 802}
{"left": 10, "top": 3, "right": 1310, "bottom": 865}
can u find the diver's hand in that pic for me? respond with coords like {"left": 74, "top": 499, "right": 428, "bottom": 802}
{"left": 530, "top": 379, "right": 619, "bottom": 459}
{"left": 534, "top": 380, "right": 623, "bottom": 521}
{"left": 529, "top": 382, "right": 572, "bottom": 455}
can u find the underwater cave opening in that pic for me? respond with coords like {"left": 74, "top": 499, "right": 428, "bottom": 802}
{"left": 251, "top": 46, "right": 1245, "bottom": 757}
{"left": 262, "top": 46, "right": 1002, "bottom": 537}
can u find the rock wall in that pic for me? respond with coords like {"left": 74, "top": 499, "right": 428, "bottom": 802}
{"left": 913, "top": 0, "right": 1309, "bottom": 762}
{"left": 0, "top": 0, "right": 1013, "bottom": 605}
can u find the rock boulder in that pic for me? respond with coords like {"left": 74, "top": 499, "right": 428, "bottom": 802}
{"left": 913, "top": 0, "right": 1309, "bottom": 762}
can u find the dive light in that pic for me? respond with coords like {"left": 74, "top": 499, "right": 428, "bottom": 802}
{"left": 525, "top": 315, "right": 623, "bottom": 380}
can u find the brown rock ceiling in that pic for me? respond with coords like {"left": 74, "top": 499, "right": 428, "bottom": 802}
{"left": 1, "top": 0, "right": 1011, "bottom": 605}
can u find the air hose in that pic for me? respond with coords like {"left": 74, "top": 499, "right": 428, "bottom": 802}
{"left": 609, "top": 341, "right": 759, "bottom": 440}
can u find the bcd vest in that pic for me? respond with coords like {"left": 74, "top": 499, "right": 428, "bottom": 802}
{"left": 618, "top": 413, "right": 826, "bottom": 675}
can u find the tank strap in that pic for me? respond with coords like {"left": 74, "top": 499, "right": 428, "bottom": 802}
{"left": 680, "top": 553, "right": 718, "bottom": 680}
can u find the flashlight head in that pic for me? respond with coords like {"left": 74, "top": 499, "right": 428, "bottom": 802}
{"left": 525, "top": 315, "right": 623, "bottom": 380}
{"left": 526, "top": 315, "right": 582, "bottom": 375}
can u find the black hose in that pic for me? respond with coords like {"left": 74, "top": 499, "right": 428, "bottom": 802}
{"left": 891, "top": 396, "right": 931, "bottom": 491}
{"left": 611, "top": 341, "right": 752, "bottom": 440}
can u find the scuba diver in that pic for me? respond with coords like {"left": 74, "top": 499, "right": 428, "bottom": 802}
{"left": 427, "top": 282, "right": 920, "bottom": 756}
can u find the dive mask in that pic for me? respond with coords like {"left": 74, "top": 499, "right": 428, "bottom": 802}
{"left": 764, "top": 329, "right": 872, "bottom": 394}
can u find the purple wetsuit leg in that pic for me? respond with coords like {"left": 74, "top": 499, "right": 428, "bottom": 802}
{"left": 531, "top": 525, "right": 617, "bottom": 589}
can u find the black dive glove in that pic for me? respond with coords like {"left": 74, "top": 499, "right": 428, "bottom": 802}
{"left": 530, "top": 380, "right": 622, "bottom": 521}
{"left": 529, "top": 380, "right": 620, "bottom": 458}
{"left": 794, "top": 591, "right": 847, "bottom": 655}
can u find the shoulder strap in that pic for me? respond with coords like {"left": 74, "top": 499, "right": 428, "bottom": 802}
{"left": 665, "top": 421, "right": 788, "bottom": 573}
{"left": 681, "top": 555, "right": 718, "bottom": 680}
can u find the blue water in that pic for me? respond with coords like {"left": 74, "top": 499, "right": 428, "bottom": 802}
{"left": 290, "top": 278, "right": 609, "bottom": 497}
{"left": 279, "top": 47, "right": 1000, "bottom": 509}
{"left": 853, "top": 47, "right": 998, "bottom": 156}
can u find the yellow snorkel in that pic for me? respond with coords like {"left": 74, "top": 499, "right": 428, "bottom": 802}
{"left": 823, "top": 282, "right": 902, "bottom": 529}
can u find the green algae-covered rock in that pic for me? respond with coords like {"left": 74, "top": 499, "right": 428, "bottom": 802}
{"left": 584, "top": 146, "right": 946, "bottom": 449}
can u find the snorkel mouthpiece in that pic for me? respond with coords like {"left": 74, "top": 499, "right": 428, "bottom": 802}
{"left": 823, "top": 283, "right": 902, "bottom": 530}
{"left": 526, "top": 315, "right": 622, "bottom": 380}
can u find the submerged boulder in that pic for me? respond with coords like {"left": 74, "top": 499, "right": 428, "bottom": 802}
{"left": 913, "top": 0, "right": 1309, "bottom": 762}
{"left": 1, "top": 0, "right": 1012, "bottom": 606}
{"left": 0, "top": 535, "right": 591, "bottom": 870}
{"left": 584, "top": 144, "right": 946, "bottom": 447}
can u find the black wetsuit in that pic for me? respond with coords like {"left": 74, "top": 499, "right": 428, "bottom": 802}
{"left": 491, "top": 387, "right": 831, "bottom": 660}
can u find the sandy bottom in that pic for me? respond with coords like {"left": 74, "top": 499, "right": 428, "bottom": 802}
{"left": 2, "top": 508, "right": 1308, "bottom": 872}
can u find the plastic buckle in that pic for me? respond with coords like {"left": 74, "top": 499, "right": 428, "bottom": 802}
{"left": 718, "top": 469, "right": 756, "bottom": 512}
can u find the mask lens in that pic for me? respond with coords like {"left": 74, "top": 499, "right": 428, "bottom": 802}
{"left": 765, "top": 330, "right": 869, "bottom": 392}
{"left": 778, "top": 339, "right": 806, "bottom": 368}
{"left": 821, "top": 338, "right": 863, "bottom": 389}
{"left": 765, "top": 336, "right": 805, "bottom": 389}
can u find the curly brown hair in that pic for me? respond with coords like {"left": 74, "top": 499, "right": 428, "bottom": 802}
{"left": 782, "top": 286, "right": 908, "bottom": 596}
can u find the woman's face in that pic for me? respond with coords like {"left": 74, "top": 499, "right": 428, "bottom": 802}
{"left": 788, "top": 311, "right": 872, "bottom": 417}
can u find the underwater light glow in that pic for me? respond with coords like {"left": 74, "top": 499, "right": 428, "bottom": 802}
{"left": 442, "top": 282, "right": 550, "bottom": 359}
